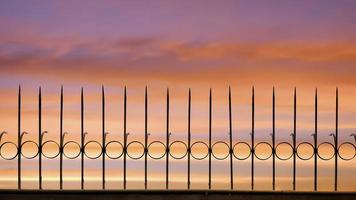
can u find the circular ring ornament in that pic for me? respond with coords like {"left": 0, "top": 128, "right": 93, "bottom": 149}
{"left": 0, "top": 142, "right": 18, "bottom": 160}
{"left": 317, "top": 142, "right": 335, "bottom": 161}
{"left": 148, "top": 141, "right": 166, "bottom": 159}
{"left": 211, "top": 141, "right": 230, "bottom": 160}
{"left": 296, "top": 142, "right": 315, "bottom": 160}
{"left": 233, "top": 142, "right": 251, "bottom": 160}
{"left": 190, "top": 141, "right": 209, "bottom": 160}
{"left": 41, "top": 140, "right": 60, "bottom": 159}
{"left": 169, "top": 140, "right": 188, "bottom": 160}
{"left": 63, "top": 141, "right": 81, "bottom": 159}
{"left": 338, "top": 142, "right": 356, "bottom": 161}
{"left": 105, "top": 141, "right": 124, "bottom": 159}
{"left": 275, "top": 142, "right": 294, "bottom": 161}
{"left": 126, "top": 141, "right": 145, "bottom": 160}
{"left": 254, "top": 142, "right": 273, "bottom": 160}
{"left": 21, "top": 141, "right": 39, "bottom": 159}
{"left": 84, "top": 140, "right": 103, "bottom": 159}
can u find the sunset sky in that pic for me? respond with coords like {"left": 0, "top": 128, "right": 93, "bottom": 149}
{"left": 0, "top": 0, "right": 355, "bottom": 191}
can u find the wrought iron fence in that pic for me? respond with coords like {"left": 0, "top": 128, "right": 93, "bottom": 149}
{"left": 0, "top": 86, "right": 355, "bottom": 191}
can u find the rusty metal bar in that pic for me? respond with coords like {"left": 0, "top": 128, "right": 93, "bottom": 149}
{"left": 123, "top": 87, "right": 127, "bottom": 189}
{"left": 208, "top": 88, "right": 212, "bottom": 190}
{"left": 81, "top": 88, "right": 84, "bottom": 190}
{"left": 187, "top": 88, "right": 191, "bottom": 190}
{"left": 144, "top": 86, "right": 148, "bottom": 190}
{"left": 166, "top": 88, "right": 170, "bottom": 190}
{"left": 272, "top": 88, "right": 275, "bottom": 190}
{"left": 293, "top": 88, "right": 297, "bottom": 191}
{"left": 251, "top": 87, "right": 255, "bottom": 190}
{"left": 335, "top": 88, "right": 338, "bottom": 191}
{"left": 18, "top": 86, "right": 21, "bottom": 190}
{"left": 314, "top": 89, "right": 318, "bottom": 191}
{"left": 102, "top": 86, "right": 105, "bottom": 189}
{"left": 229, "top": 87, "right": 233, "bottom": 190}
{"left": 60, "top": 86, "right": 63, "bottom": 190}
{"left": 39, "top": 87, "right": 42, "bottom": 190}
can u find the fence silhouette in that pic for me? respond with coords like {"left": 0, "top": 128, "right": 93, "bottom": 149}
{"left": 0, "top": 86, "right": 355, "bottom": 192}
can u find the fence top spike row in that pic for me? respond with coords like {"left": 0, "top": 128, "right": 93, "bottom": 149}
{"left": 0, "top": 86, "right": 355, "bottom": 191}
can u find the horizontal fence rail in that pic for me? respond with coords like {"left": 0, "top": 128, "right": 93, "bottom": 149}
{"left": 0, "top": 86, "right": 355, "bottom": 191}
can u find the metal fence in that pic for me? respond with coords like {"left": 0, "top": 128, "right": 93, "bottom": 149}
{"left": 0, "top": 86, "right": 355, "bottom": 191}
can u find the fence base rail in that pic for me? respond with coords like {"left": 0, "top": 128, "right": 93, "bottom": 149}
{"left": 0, "top": 190, "right": 355, "bottom": 200}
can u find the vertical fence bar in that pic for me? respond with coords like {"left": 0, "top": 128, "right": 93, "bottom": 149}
{"left": 166, "top": 88, "right": 170, "bottom": 190}
{"left": 60, "top": 86, "right": 63, "bottom": 190}
{"left": 229, "top": 87, "right": 233, "bottom": 190}
{"left": 102, "top": 86, "right": 105, "bottom": 189}
{"left": 187, "top": 88, "right": 191, "bottom": 189}
{"left": 18, "top": 86, "right": 21, "bottom": 190}
{"left": 335, "top": 88, "right": 338, "bottom": 191}
{"left": 272, "top": 88, "right": 275, "bottom": 190}
{"left": 293, "top": 88, "right": 297, "bottom": 191}
{"left": 144, "top": 86, "right": 148, "bottom": 190}
{"left": 314, "top": 89, "right": 318, "bottom": 191}
{"left": 123, "top": 87, "right": 127, "bottom": 190}
{"left": 39, "top": 87, "right": 42, "bottom": 190}
{"left": 251, "top": 87, "right": 255, "bottom": 190}
{"left": 208, "top": 88, "right": 212, "bottom": 189}
{"left": 81, "top": 88, "right": 84, "bottom": 190}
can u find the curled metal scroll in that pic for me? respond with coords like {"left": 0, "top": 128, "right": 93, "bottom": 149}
{"left": 126, "top": 141, "right": 145, "bottom": 160}
{"left": 211, "top": 141, "right": 230, "bottom": 160}
{"left": 190, "top": 141, "right": 209, "bottom": 160}
{"left": 169, "top": 140, "right": 188, "bottom": 160}
{"left": 105, "top": 141, "right": 124, "bottom": 159}
{"left": 275, "top": 142, "right": 294, "bottom": 161}
{"left": 0, "top": 130, "right": 355, "bottom": 163}
{"left": 233, "top": 142, "right": 251, "bottom": 160}
{"left": 148, "top": 141, "right": 166, "bottom": 159}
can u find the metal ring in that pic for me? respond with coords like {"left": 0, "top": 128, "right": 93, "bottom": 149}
{"left": 41, "top": 140, "right": 60, "bottom": 159}
{"left": 21, "top": 141, "right": 39, "bottom": 159}
{"left": 0, "top": 141, "right": 18, "bottom": 160}
{"left": 148, "top": 141, "right": 166, "bottom": 160}
{"left": 211, "top": 141, "right": 230, "bottom": 160}
{"left": 232, "top": 142, "right": 251, "bottom": 160}
{"left": 105, "top": 141, "right": 124, "bottom": 159}
{"left": 84, "top": 140, "right": 103, "bottom": 159}
{"left": 126, "top": 141, "right": 145, "bottom": 160}
{"left": 317, "top": 142, "right": 335, "bottom": 161}
{"left": 169, "top": 140, "right": 188, "bottom": 160}
{"left": 254, "top": 142, "right": 273, "bottom": 160}
{"left": 338, "top": 142, "right": 356, "bottom": 161}
{"left": 190, "top": 141, "right": 209, "bottom": 160}
{"left": 296, "top": 142, "right": 315, "bottom": 160}
{"left": 63, "top": 141, "right": 81, "bottom": 159}
{"left": 275, "top": 142, "right": 294, "bottom": 161}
